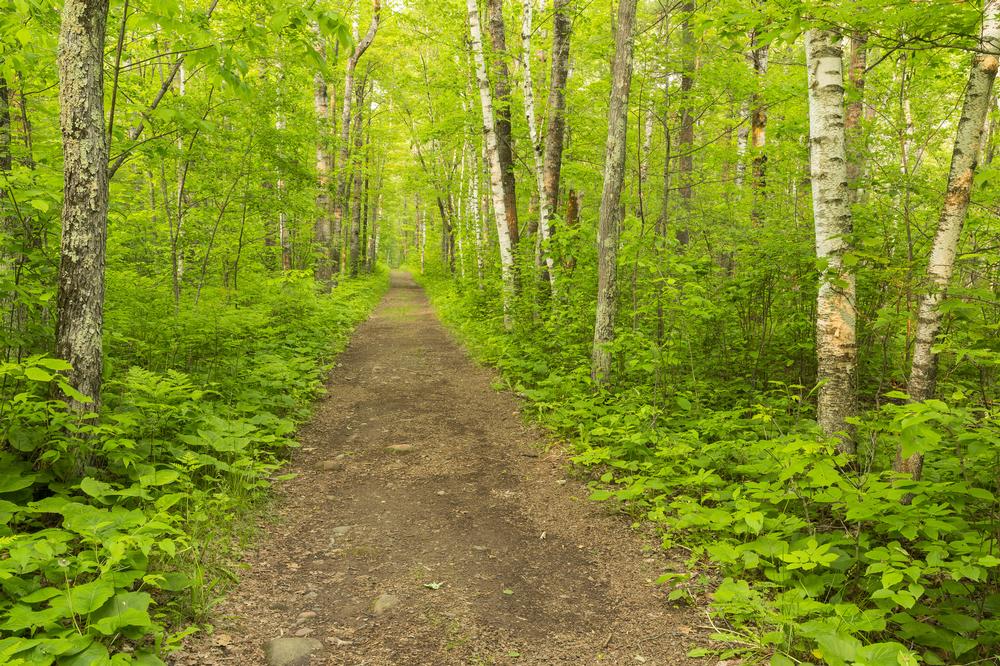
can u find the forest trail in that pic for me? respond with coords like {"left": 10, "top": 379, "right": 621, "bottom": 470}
{"left": 175, "top": 271, "right": 709, "bottom": 666}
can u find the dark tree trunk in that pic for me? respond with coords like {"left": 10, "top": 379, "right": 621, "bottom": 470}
{"left": 486, "top": 0, "right": 519, "bottom": 246}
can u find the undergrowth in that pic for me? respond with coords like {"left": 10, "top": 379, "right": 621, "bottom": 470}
{"left": 417, "top": 271, "right": 1000, "bottom": 666}
{"left": 0, "top": 269, "right": 388, "bottom": 664}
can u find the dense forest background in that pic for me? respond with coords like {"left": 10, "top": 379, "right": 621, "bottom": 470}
{"left": 2, "top": 0, "right": 1000, "bottom": 664}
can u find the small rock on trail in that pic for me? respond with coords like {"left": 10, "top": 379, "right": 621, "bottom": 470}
{"left": 371, "top": 593, "right": 399, "bottom": 615}
{"left": 264, "top": 637, "right": 323, "bottom": 666}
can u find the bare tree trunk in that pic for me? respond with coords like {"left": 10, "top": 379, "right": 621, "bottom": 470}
{"left": 485, "top": 0, "right": 520, "bottom": 248}
{"left": 806, "top": 29, "right": 857, "bottom": 452}
{"left": 314, "top": 48, "right": 334, "bottom": 282}
{"left": 521, "top": 0, "right": 556, "bottom": 286}
{"left": 349, "top": 83, "right": 367, "bottom": 277}
{"left": 334, "top": 1, "right": 380, "bottom": 276}
{"left": 367, "top": 161, "right": 382, "bottom": 272}
{"left": 0, "top": 77, "right": 9, "bottom": 173}
{"left": 749, "top": 29, "right": 768, "bottom": 225}
{"left": 845, "top": 31, "right": 867, "bottom": 203}
{"left": 591, "top": 0, "right": 638, "bottom": 384}
{"left": 735, "top": 99, "right": 748, "bottom": 186}
{"left": 469, "top": 0, "right": 517, "bottom": 327}
{"left": 676, "top": 1, "right": 695, "bottom": 245}
{"left": 471, "top": 139, "right": 486, "bottom": 286}
{"left": 55, "top": 0, "right": 110, "bottom": 412}
{"left": 542, "top": 0, "right": 572, "bottom": 289}
{"left": 543, "top": 0, "right": 571, "bottom": 227}
{"left": 901, "top": 0, "right": 1000, "bottom": 480}
{"left": 0, "top": 75, "right": 15, "bottom": 362}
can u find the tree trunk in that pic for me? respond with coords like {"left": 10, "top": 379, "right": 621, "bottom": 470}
{"left": 806, "top": 29, "right": 857, "bottom": 452}
{"left": 845, "top": 31, "right": 867, "bottom": 203}
{"left": 314, "top": 53, "right": 334, "bottom": 283}
{"left": 590, "top": 0, "right": 638, "bottom": 384}
{"left": 901, "top": 0, "right": 1000, "bottom": 480}
{"left": 521, "top": 0, "right": 556, "bottom": 287}
{"left": 334, "top": 1, "right": 380, "bottom": 276}
{"left": 735, "top": 99, "right": 748, "bottom": 186}
{"left": 676, "top": 1, "right": 695, "bottom": 245}
{"left": 469, "top": 0, "right": 517, "bottom": 327}
{"left": 749, "top": 29, "right": 768, "bottom": 225}
{"left": 349, "top": 82, "right": 367, "bottom": 278}
{"left": 55, "top": 0, "right": 110, "bottom": 412}
{"left": 543, "top": 0, "right": 571, "bottom": 229}
{"left": 486, "top": 0, "right": 519, "bottom": 247}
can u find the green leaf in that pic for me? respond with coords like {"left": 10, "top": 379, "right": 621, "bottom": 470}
{"left": 80, "top": 477, "right": 114, "bottom": 499}
{"left": 61, "top": 642, "right": 110, "bottom": 666}
{"left": 23, "top": 366, "right": 53, "bottom": 382}
{"left": 88, "top": 592, "right": 153, "bottom": 635}
{"left": 139, "top": 469, "right": 180, "bottom": 487}
{"left": 50, "top": 579, "right": 116, "bottom": 616}
{"left": 36, "top": 358, "right": 73, "bottom": 371}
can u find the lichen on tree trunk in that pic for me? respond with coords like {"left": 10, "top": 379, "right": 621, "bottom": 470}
{"left": 55, "top": 0, "right": 111, "bottom": 413}
{"left": 591, "top": 0, "right": 638, "bottom": 385}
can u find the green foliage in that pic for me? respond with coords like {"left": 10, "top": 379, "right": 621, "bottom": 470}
{"left": 0, "top": 271, "right": 387, "bottom": 664}
{"left": 420, "top": 273, "right": 1000, "bottom": 665}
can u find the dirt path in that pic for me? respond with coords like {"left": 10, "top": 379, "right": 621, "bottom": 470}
{"left": 176, "top": 271, "right": 710, "bottom": 666}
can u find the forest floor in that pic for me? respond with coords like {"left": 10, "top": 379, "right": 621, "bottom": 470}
{"left": 173, "top": 271, "right": 711, "bottom": 666}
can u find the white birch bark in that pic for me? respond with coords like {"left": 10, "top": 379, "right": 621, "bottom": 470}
{"left": 735, "top": 99, "right": 749, "bottom": 186}
{"left": 806, "top": 29, "right": 857, "bottom": 452}
{"left": 901, "top": 0, "right": 1000, "bottom": 480}
{"left": 334, "top": 1, "right": 380, "bottom": 273}
{"left": 314, "top": 27, "right": 333, "bottom": 281}
{"left": 468, "top": 0, "right": 516, "bottom": 326}
{"left": 472, "top": 140, "right": 485, "bottom": 286}
{"left": 591, "top": 0, "right": 639, "bottom": 384}
{"left": 521, "top": 0, "right": 556, "bottom": 287}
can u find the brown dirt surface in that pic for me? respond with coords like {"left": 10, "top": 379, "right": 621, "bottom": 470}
{"left": 174, "top": 271, "right": 712, "bottom": 666}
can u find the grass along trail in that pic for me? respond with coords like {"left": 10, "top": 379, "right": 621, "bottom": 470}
{"left": 174, "top": 271, "right": 710, "bottom": 665}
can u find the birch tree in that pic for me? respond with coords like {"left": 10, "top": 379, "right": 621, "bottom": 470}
{"left": 333, "top": 0, "right": 380, "bottom": 274}
{"left": 486, "top": 0, "right": 519, "bottom": 247}
{"left": 468, "top": 0, "right": 516, "bottom": 327}
{"left": 749, "top": 28, "right": 768, "bottom": 224}
{"left": 806, "top": 29, "right": 856, "bottom": 452}
{"left": 314, "top": 34, "right": 334, "bottom": 283}
{"left": 900, "top": 0, "right": 1000, "bottom": 480}
{"left": 55, "top": 0, "right": 110, "bottom": 411}
{"left": 521, "top": 0, "right": 555, "bottom": 286}
{"left": 542, "top": 0, "right": 572, "bottom": 285}
{"left": 676, "top": 1, "right": 695, "bottom": 245}
{"left": 591, "top": 0, "right": 639, "bottom": 384}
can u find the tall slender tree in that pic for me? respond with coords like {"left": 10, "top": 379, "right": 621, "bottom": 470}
{"left": 486, "top": 0, "right": 520, "bottom": 247}
{"left": 333, "top": 0, "right": 380, "bottom": 274}
{"left": 591, "top": 0, "right": 639, "bottom": 384}
{"left": 468, "top": 0, "right": 516, "bottom": 327}
{"left": 900, "top": 0, "right": 1000, "bottom": 480}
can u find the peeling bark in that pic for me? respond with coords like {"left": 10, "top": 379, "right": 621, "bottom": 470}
{"left": 806, "top": 29, "right": 857, "bottom": 452}
{"left": 901, "top": 0, "right": 1000, "bottom": 480}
